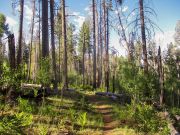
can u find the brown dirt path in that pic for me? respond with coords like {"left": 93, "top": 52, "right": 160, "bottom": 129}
{"left": 87, "top": 95, "right": 120, "bottom": 135}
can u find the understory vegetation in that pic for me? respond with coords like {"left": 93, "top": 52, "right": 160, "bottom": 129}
{"left": 0, "top": 0, "right": 180, "bottom": 134}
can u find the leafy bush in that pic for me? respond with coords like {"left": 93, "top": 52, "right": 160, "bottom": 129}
{"left": 67, "top": 108, "right": 78, "bottom": 130}
{"left": 38, "top": 124, "right": 49, "bottom": 135}
{"left": 0, "top": 112, "right": 33, "bottom": 134}
{"left": 0, "top": 62, "right": 22, "bottom": 91}
{"left": 169, "top": 107, "right": 180, "bottom": 116}
{"left": 68, "top": 71, "right": 81, "bottom": 86}
{"left": 77, "top": 112, "right": 87, "bottom": 129}
{"left": 37, "top": 58, "right": 51, "bottom": 86}
{"left": 112, "top": 102, "right": 170, "bottom": 134}
{"left": 18, "top": 97, "right": 33, "bottom": 113}
{"left": 134, "top": 103, "right": 160, "bottom": 132}
{"left": 117, "top": 59, "right": 159, "bottom": 101}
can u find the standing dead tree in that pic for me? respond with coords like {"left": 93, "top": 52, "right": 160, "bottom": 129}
{"left": 27, "top": 0, "right": 36, "bottom": 80}
{"left": 50, "top": 0, "right": 58, "bottom": 90}
{"left": 42, "top": 0, "right": 49, "bottom": 58}
{"left": 158, "top": 46, "right": 164, "bottom": 106}
{"left": 61, "top": 0, "right": 68, "bottom": 90}
{"left": 8, "top": 34, "right": 16, "bottom": 70}
{"left": 17, "top": 0, "right": 24, "bottom": 67}
{"left": 92, "top": 0, "right": 97, "bottom": 89}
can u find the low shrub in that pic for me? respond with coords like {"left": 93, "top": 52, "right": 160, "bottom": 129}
{"left": 112, "top": 102, "right": 170, "bottom": 134}
{"left": 0, "top": 112, "right": 33, "bottom": 134}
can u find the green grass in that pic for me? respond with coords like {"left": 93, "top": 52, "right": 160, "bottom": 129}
{"left": 0, "top": 90, "right": 104, "bottom": 135}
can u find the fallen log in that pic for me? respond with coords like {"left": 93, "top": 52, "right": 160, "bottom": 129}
{"left": 95, "top": 92, "right": 131, "bottom": 104}
{"left": 21, "top": 83, "right": 42, "bottom": 89}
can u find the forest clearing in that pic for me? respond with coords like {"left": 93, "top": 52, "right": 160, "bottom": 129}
{"left": 0, "top": 0, "right": 180, "bottom": 134}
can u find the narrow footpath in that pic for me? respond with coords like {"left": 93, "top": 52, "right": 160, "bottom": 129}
{"left": 88, "top": 95, "right": 120, "bottom": 135}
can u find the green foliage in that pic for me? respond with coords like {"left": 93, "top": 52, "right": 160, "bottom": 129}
{"left": 0, "top": 62, "right": 22, "bottom": 90}
{"left": 39, "top": 105, "right": 55, "bottom": 116}
{"left": 0, "top": 13, "right": 6, "bottom": 37}
{"left": 77, "top": 112, "right": 87, "bottom": 129}
{"left": 134, "top": 103, "right": 164, "bottom": 133}
{"left": 169, "top": 107, "right": 180, "bottom": 116}
{"left": 37, "top": 58, "right": 51, "bottom": 86}
{"left": 78, "top": 21, "right": 91, "bottom": 56}
{"left": 164, "top": 44, "right": 179, "bottom": 107}
{"left": 74, "top": 95, "right": 92, "bottom": 111}
{"left": 68, "top": 71, "right": 81, "bottom": 86}
{"left": 81, "top": 85, "right": 93, "bottom": 91}
{"left": 117, "top": 58, "right": 158, "bottom": 101}
{"left": 38, "top": 124, "right": 49, "bottom": 135}
{"left": 68, "top": 108, "right": 77, "bottom": 128}
{"left": 112, "top": 102, "right": 170, "bottom": 134}
{"left": 0, "top": 112, "right": 33, "bottom": 134}
{"left": 17, "top": 97, "right": 33, "bottom": 113}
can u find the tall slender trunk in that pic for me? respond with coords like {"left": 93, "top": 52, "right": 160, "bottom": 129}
{"left": 59, "top": 31, "right": 61, "bottom": 82}
{"left": 139, "top": 0, "right": 148, "bottom": 74}
{"left": 38, "top": 0, "right": 41, "bottom": 65}
{"left": 96, "top": 3, "right": 100, "bottom": 88}
{"left": 82, "top": 33, "right": 85, "bottom": 87}
{"left": 115, "top": 0, "right": 132, "bottom": 61}
{"left": 0, "top": 40, "right": 2, "bottom": 76}
{"left": 99, "top": 0, "right": 103, "bottom": 87}
{"left": 50, "top": 0, "right": 57, "bottom": 89}
{"left": 92, "top": 0, "right": 97, "bottom": 89}
{"left": 17, "top": 0, "right": 24, "bottom": 67}
{"left": 57, "top": 10, "right": 62, "bottom": 83}
{"left": 88, "top": 51, "right": 91, "bottom": 85}
{"left": 176, "top": 57, "right": 180, "bottom": 107}
{"left": 158, "top": 46, "right": 163, "bottom": 106}
{"left": 28, "top": 0, "right": 35, "bottom": 80}
{"left": 103, "top": 0, "right": 106, "bottom": 89}
{"left": 42, "top": 0, "right": 49, "bottom": 58}
{"left": 62, "top": 0, "right": 68, "bottom": 90}
{"left": 105, "top": 7, "right": 109, "bottom": 92}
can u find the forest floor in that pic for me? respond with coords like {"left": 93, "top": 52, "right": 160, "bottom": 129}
{"left": 1, "top": 89, "right": 177, "bottom": 135}
{"left": 88, "top": 94, "right": 120, "bottom": 135}
{"left": 87, "top": 93, "right": 138, "bottom": 135}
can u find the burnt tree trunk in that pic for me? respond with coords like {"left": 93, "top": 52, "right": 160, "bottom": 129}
{"left": 42, "top": 0, "right": 49, "bottom": 58}
{"left": 50, "top": 0, "right": 58, "bottom": 89}
{"left": 139, "top": 0, "right": 148, "bottom": 74}
{"left": 8, "top": 34, "right": 16, "bottom": 70}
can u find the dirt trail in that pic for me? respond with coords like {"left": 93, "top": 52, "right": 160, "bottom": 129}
{"left": 88, "top": 95, "right": 119, "bottom": 135}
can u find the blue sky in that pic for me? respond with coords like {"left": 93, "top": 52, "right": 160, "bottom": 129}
{"left": 0, "top": 0, "right": 179, "bottom": 55}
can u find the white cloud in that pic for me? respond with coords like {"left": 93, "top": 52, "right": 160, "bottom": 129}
{"left": 114, "top": 6, "right": 129, "bottom": 15}
{"left": 72, "top": 11, "right": 80, "bottom": 16}
{"left": 6, "top": 16, "right": 18, "bottom": 27}
{"left": 122, "top": 6, "right": 128, "bottom": 12}
{"left": 74, "top": 15, "right": 85, "bottom": 29}
{"left": 84, "top": 6, "right": 90, "bottom": 12}
{"left": 110, "top": 33, "right": 127, "bottom": 56}
{"left": 14, "top": 4, "right": 32, "bottom": 24}
{"left": 155, "top": 31, "right": 175, "bottom": 50}
{"left": 84, "top": 6, "right": 92, "bottom": 16}
{"left": 24, "top": 5, "right": 33, "bottom": 23}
